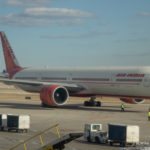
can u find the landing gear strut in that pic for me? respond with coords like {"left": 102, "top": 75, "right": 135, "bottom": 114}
{"left": 84, "top": 97, "right": 101, "bottom": 107}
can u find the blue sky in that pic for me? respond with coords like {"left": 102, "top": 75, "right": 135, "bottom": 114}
{"left": 0, "top": 0, "right": 150, "bottom": 71}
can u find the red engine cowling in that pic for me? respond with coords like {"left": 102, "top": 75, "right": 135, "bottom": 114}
{"left": 120, "top": 98, "right": 145, "bottom": 104}
{"left": 40, "top": 85, "right": 69, "bottom": 106}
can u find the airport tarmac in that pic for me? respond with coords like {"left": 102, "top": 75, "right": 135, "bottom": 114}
{"left": 0, "top": 84, "right": 150, "bottom": 150}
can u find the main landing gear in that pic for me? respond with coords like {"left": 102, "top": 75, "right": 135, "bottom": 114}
{"left": 84, "top": 97, "right": 101, "bottom": 107}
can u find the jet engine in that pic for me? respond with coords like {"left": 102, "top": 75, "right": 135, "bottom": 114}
{"left": 120, "top": 97, "right": 145, "bottom": 104}
{"left": 40, "top": 85, "right": 69, "bottom": 106}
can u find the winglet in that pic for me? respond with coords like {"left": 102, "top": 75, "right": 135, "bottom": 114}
{"left": 0, "top": 31, "right": 24, "bottom": 78}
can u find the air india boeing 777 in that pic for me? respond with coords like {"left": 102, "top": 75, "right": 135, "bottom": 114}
{"left": 0, "top": 31, "right": 150, "bottom": 107}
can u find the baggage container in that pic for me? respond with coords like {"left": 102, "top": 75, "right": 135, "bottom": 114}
{"left": 7, "top": 114, "right": 30, "bottom": 132}
{"left": 108, "top": 124, "right": 139, "bottom": 146}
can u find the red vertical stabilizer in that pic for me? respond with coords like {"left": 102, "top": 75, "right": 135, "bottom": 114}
{"left": 0, "top": 31, "right": 24, "bottom": 78}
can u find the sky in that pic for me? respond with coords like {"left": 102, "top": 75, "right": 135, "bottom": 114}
{"left": 0, "top": 0, "right": 150, "bottom": 71}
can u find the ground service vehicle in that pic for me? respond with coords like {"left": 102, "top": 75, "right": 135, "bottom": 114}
{"left": 108, "top": 124, "right": 139, "bottom": 147}
{"left": 84, "top": 124, "right": 108, "bottom": 143}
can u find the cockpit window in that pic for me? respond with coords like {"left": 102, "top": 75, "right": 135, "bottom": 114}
{"left": 92, "top": 125, "right": 100, "bottom": 130}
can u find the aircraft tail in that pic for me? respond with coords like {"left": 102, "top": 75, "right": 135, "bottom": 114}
{"left": 0, "top": 31, "right": 24, "bottom": 78}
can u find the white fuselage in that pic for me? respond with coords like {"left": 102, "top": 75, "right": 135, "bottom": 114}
{"left": 12, "top": 66, "right": 150, "bottom": 99}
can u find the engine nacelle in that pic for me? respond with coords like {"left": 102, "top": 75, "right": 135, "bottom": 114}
{"left": 120, "top": 97, "right": 145, "bottom": 104}
{"left": 40, "top": 85, "right": 69, "bottom": 106}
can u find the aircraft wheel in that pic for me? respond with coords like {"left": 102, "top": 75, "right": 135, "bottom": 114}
{"left": 120, "top": 142, "right": 126, "bottom": 147}
{"left": 87, "top": 136, "right": 91, "bottom": 142}
{"left": 1, "top": 127, "right": 4, "bottom": 131}
{"left": 95, "top": 137, "right": 100, "bottom": 143}
{"left": 110, "top": 141, "right": 113, "bottom": 146}
{"left": 96, "top": 101, "right": 101, "bottom": 107}
{"left": 84, "top": 101, "right": 90, "bottom": 106}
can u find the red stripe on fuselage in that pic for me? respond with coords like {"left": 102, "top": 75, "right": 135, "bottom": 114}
{"left": 72, "top": 78, "right": 110, "bottom": 81}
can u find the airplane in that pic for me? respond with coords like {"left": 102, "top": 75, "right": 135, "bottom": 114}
{"left": 0, "top": 31, "right": 150, "bottom": 107}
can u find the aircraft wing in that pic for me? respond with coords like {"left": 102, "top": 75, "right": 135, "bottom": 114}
{"left": 0, "top": 78, "right": 86, "bottom": 93}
